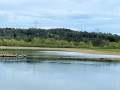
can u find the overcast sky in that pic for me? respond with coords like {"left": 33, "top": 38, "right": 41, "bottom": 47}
{"left": 0, "top": 0, "right": 120, "bottom": 34}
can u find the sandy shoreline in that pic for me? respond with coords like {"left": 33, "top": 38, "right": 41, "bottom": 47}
{"left": 0, "top": 46, "right": 120, "bottom": 55}
{"left": 0, "top": 46, "right": 120, "bottom": 61}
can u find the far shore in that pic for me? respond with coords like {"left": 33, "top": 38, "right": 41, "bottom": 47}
{"left": 0, "top": 46, "right": 120, "bottom": 55}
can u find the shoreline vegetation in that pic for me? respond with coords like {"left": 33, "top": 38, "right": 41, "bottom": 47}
{"left": 0, "top": 28, "right": 120, "bottom": 49}
{"left": 0, "top": 28, "right": 120, "bottom": 61}
{"left": 0, "top": 46, "right": 120, "bottom": 61}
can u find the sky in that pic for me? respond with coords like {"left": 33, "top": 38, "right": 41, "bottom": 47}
{"left": 0, "top": 0, "right": 120, "bottom": 34}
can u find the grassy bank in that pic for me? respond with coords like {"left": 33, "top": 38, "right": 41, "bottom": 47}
{"left": 93, "top": 48, "right": 120, "bottom": 52}
{"left": 0, "top": 46, "right": 120, "bottom": 55}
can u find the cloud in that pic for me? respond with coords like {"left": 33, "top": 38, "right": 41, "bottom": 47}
{"left": 0, "top": 0, "right": 120, "bottom": 33}
{"left": 0, "top": 0, "right": 29, "bottom": 5}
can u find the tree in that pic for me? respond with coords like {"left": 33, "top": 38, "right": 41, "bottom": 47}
{"left": 31, "top": 38, "right": 39, "bottom": 44}
{"left": 108, "top": 42, "right": 119, "bottom": 49}
{"left": 0, "top": 39, "right": 3, "bottom": 46}
{"left": 44, "top": 38, "right": 55, "bottom": 45}
{"left": 86, "top": 40, "right": 93, "bottom": 48}
{"left": 79, "top": 41, "right": 86, "bottom": 47}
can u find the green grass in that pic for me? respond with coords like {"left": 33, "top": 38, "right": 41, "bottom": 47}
{"left": 93, "top": 48, "right": 120, "bottom": 52}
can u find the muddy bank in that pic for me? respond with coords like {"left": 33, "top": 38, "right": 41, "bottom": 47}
{"left": 0, "top": 54, "right": 119, "bottom": 61}
{"left": 0, "top": 46, "right": 120, "bottom": 55}
{"left": 26, "top": 56, "right": 120, "bottom": 61}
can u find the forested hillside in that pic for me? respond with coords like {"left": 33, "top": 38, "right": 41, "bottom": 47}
{"left": 0, "top": 28, "right": 120, "bottom": 49}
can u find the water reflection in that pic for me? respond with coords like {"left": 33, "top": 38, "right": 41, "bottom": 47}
{"left": 0, "top": 58, "right": 120, "bottom": 90}
{"left": 0, "top": 49, "right": 120, "bottom": 58}
{"left": 0, "top": 49, "right": 120, "bottom": 90}
{"left": 39, "top": 51, "right": 120, "bottom": 58}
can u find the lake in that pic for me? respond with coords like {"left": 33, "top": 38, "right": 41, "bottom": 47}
{"left": 0, "top": 49, "right": 120, "bottom": 90}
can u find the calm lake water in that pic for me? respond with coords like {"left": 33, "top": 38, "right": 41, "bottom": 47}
{"left": 0, "top": 49, "right": 120, "bottom": 90}
{"left": 1, "top": 49, "right": 120, "bottom": 58}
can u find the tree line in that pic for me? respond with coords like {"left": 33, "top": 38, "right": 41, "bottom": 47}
{"left": 0, "top": 28, "right": 120, "bottom": 49}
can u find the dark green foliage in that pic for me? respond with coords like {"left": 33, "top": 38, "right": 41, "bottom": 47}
{"left": 0, "top": 28, "right": 120, "bottom": 49}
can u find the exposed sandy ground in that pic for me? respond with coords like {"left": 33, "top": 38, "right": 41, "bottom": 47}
{"left": 0, "top": 46, "right": 120, "bottom": 55}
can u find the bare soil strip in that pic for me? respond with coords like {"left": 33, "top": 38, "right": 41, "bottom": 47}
{"left": 27, "top": 56, "right": 120, "bottom": 61}
{"left": 0, "top": 46, "right": 120, "bottom": 61}
{"left": 0, "top": 55, "right": 119, "bottom": 61}
{"left": 0, "top": 46, "right": 120, "bottom": 55}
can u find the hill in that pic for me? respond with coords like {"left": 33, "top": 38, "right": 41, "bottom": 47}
{"left": 0, "top": 28, "right": 120, "bottom": 48}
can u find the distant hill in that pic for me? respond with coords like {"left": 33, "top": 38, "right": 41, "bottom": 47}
{"left": 0, "top": 28, "right": 120, "bottom": 46}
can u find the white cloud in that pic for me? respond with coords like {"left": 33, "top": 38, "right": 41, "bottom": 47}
{"left": 0, "top": 0, "right": 120, "bottom": 33}
{"left": 0, "top": 0, "right": 29, "bottom": 5}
